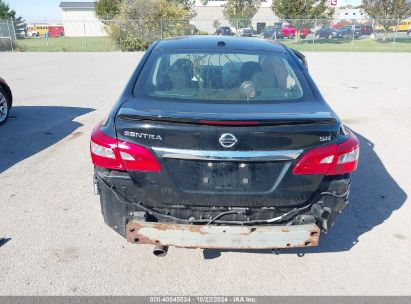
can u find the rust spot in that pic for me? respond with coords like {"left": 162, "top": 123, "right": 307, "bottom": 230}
{"left": 188, "top": 225, "right": 203, "bottom": 233}
{"left": 125, "top": 220, "right": 321, "bottom": 249}
{"left": 188, "top": 224, "right": 209, "bottom": 235}
{"left": 126, "top": 221, "right": 158, "bottom": 245}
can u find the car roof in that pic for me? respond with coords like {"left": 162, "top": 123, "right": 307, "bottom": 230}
{"left": 154, "top": 36, "right": 287, "bottom": 52}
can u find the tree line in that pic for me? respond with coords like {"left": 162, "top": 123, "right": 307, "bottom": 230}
{"left": 96, "top": 0, "right": 411, "bottom": 50}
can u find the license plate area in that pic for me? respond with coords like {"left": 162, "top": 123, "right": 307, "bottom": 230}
{"left": 163, "top": 159, "right": 290, "bottom": 194}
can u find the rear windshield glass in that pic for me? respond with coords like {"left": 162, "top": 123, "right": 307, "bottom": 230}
{"left": 133, "top": 49, "right": 313, "bottom": 103}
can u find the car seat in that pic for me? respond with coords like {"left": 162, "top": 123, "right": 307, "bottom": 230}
{"left": 222, "top": 61, "right": 242, "bottom": 89}
{"left": 252, "top": 71, "right": 278, "bottom": 89}
{"left": 168, "top": 58, "right": 193, "bottom": 90}
{"left": 239, "top": 62, "right": 262, "bottom": 82}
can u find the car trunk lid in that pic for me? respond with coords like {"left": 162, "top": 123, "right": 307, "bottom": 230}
{"left": 114, "top": 99, "right": 340, "bottom": 206}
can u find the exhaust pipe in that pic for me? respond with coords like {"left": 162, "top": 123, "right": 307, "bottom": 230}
{"left": 153, "top": 245, "right": 169, "bottom": 257}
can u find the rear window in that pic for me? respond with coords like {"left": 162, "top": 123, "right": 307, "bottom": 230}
{"left": 133, "top": 49, "right": 313, "bottom": 103}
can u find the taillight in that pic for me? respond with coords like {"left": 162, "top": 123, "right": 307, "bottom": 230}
{"left": 117, "top": 140, "right": 161, "bottom": 172}
{"left": 90, "top": 125, "right": 161, "bottom": 172}
{"left": 327, "top": 133, "right": 359, "bottom": 175}
{"left": 90, "top": 126, "right": 124, "bottom": 171}
{"left": 292, "top": 144, "right": 337, "bottom": 175}
{"left": 293, "top": 130, "right": 359, "bottom": 176}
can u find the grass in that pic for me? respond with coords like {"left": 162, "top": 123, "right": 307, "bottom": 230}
{"left": 15, "top": 37, "right": 119, "bottom": 52}
{"left": 13, "top": 35, "right": 411, "bottom": 52}
{"left": 281, "top": 37, "right": 411, "bottom": 52}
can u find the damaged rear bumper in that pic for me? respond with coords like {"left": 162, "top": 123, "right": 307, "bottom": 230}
{"left": 126, "top": 220, "right": 320, "bottom": 249}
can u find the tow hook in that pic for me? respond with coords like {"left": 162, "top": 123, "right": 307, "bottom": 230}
{"left": 153, "top": 245, "right": 169, "bottom": 257}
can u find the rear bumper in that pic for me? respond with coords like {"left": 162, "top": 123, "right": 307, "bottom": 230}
{"left": 95, "top": 168, "right": 350, "bottom": 250}
{"left": 126, "top": 220, "right": 320, "bottom": 249}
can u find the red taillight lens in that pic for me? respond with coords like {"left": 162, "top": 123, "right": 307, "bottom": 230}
{"left": 292, "top": 144, "right": 337, "bottom": 175}
{"left": 117, "top": 140, "right": 161, "bottom": 172}
{"left": 293, "top": 130, "right": 359, "bottom": 176}
{"left": 327, "top": 132, "right": 359, "bottom": 175}
{"left": 90, "top": 126, "right": 124, "bottom": 171}
{"left": 90, "top": 126, "right": 161, "bottom": 172}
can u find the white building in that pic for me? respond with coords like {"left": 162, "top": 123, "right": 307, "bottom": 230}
{"left": 60, "top": 1, "right": 107, "bottom": 37}
{"left": 192, "top": 0, "right": 278, "bottom": 34}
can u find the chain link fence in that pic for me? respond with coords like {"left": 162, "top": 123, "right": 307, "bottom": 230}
{"left": 1, "top": 18, "right": 411, "bottom": 52}
{"left": 0, "top": 19, "right": 16, "bottom": 51}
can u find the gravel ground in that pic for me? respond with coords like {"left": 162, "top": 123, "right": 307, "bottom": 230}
{"left": 0, "top": 52, "right": 410, "bottom": 296}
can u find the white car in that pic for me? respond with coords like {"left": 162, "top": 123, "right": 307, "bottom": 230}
{"left": 27, "top": 30, "right": 39, "bottom": 37}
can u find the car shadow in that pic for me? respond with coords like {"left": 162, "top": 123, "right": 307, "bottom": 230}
{"left": 203, "top": 131, "right": 407, "bottom": 259}
{"left": 0, "top": 238, "right": 11, "bottom": 248}
{"left": 0, "top": 106, "right": 95, "bottom": 173}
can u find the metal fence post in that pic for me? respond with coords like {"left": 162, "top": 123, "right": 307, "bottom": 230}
{"left": 6, "top": 19, "right": 13, "bottom": 51}
{"left": 312, "top": 17, "right": 317, "bottom": 46}
{"left": 46, "top": 31, "right": 50, "bottom": 51}
{"left": 10, "top": 17, "right": 16, "bottom": 40}
{"left": 351, "top": 20, "right": 355, "bottom": 50}
{"left": 393, "top": 17, "right": 400, "bottom": 51}
{"left": 6, "top": 19, "right": 9, "bottom": 36}
{"left": 83, "top": 18, "right": 88, "bottom": 52}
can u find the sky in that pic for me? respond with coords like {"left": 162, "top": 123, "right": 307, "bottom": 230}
{"left": 5, "top": 0, "right": 363, "bottom": 23}
{"left": 5, "top": 0, "right": 62, "bottom": 22}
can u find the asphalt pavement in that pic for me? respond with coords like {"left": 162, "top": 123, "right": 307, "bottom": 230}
{"left": 0, "top": 52, "right": 410, "bottom": 295}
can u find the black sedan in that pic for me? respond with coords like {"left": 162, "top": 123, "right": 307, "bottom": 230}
{"left": 0, "top": 77, "right": 12, "bottom": 125}
{"left": 260, "top": 26, "right": 284, "bottom": 39}
{"left": 215, "top": 26, "right": 234, "bottom": 36}
{"left": 90, "top": 36, "right": 359, "bottom": 256}
{"left": 333, "top": 26, "right": 362, "bottom": 38}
